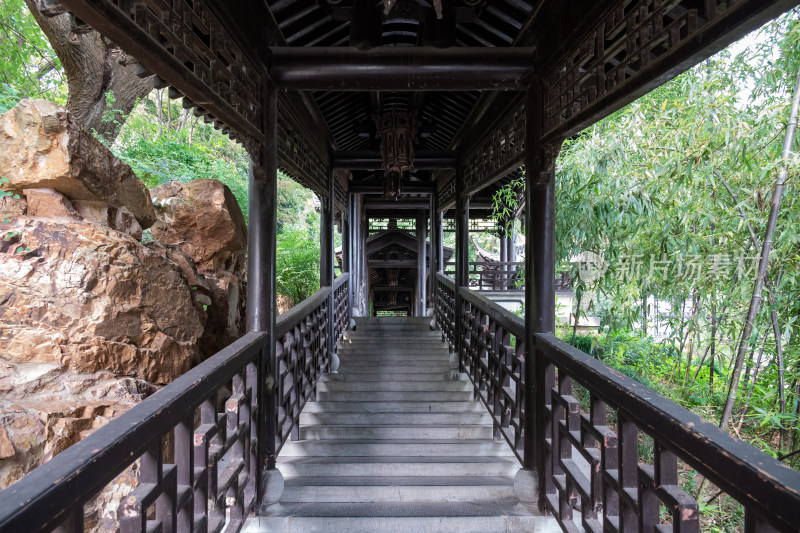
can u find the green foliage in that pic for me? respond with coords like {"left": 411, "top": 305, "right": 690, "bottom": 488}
{"left": 276, "top": 225, "right": 320, "bottom": 304}
{"left": 0, "top": 0, "right": 64, "bottom": 106}
{"left": 494, "top": 11, "right": 800, "bottom": 462}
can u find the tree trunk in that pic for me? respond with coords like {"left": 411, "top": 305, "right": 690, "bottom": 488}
{"left": 24, "top": 1, "right": 153, "bottom": 144}
{"left": 719, "top": 66, "right": 800, "bottom": 431}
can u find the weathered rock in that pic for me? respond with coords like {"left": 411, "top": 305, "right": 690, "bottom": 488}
{"left": 149, "top": 179, "right": 246, "bottom": 271}
{"left": 73, "top": 199, "right": 112, "bottom": 226}
{"left": 0, "top": 196, "right": 26, "bottom": 220}
{"left": 201, "top": 270, "right": 246, "bottom": 358}
{"left": 277, "top": 294, "right": 294, "bottom": 315}
{"left": 0, "top": 100, "right": 156, "bottom": 228}
{"left": 24, "top": 188, "right": 79, "bottom": 219}
{"left": 0, "top": 217, "right": 204, "bottom": 383}
{"left": 0, "top": 359, "right": 154, "bottom": 533}
{"left": 113, "top": 206, "right": 142, "bottom": 241}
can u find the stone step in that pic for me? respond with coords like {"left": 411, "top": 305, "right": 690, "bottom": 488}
{"left": 276, "top": 456, "right": 520, "bottom": 478}
{"left": 301, "top": 401, "right": 485, "bottom": 414}
{"left": 248, "top": 514, "right": 555, "bottom": 533}
{"left": 323, "top": 372, "right": 458, "bottom": 382}
{"left": 316, "top": 390, "right": 473, "bottom": 402}
{"left": 354, "top": 317, "right": 433, "bottom": 326}
{"left": 340, "top": 336, "right": 444, "bottom": 343}
{"left": 345, "top": 331, "right": 442, "bottom": 339}
{"left": 338, "top": 358, "right": 451, "bottom": 368}
{"left": 299, "top": 411, "right": 490, "bottom": 426}
{"left": 337, "top": 366, "right": 454, "bottom": 375}
{"left": 280, "top": 476, "right": 515, "bottom": 503}
{"left": 317, "top": 380, "right": 470, "bottom": 392}
{"left": 278, "top": 440, "right": 516, "bottom": 457}
{"left": 338, "top": 349, "right": 451, "bottom": 357}
{"left": 244, "top": 513, "right": 557, "bottom": 533}
{"left": 299, "top": 424, "right": 491, "bottom": 440}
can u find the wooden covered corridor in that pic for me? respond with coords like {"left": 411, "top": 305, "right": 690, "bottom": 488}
{"left": 1, "top": 0, "right": 800, "bottom": 532}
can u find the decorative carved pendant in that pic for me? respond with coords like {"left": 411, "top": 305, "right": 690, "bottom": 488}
{"left": 376, "top": 110, "right": 417, "bottom": 200}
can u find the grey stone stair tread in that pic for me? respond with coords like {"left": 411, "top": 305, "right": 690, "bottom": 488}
{"left": 278, "top": 455, "right": 518, "bottom": 464}
{"left": 301, "top": 401, "right": 485, "bottom": 413}
{"left": 284, "top": 475, "right": 513, "bottom": 487}
{"left": 284, "top": 438, "right": 502, "bottom": 444}
{"left": 264, "top": 318, "right": 542, "bottom": 531}
{"left": 323, "top": 373, "right": 459, "bottom": 382}
{"left": 268, "top": 501, "right": 531, "bottom": 517}
{"left": 317, "top": 383, "right": 467, "bottom": 390}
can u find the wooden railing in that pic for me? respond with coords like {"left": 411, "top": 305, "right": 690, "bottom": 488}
{"left": 0, "top": 332, "right": 265, "bottom": 533}
{"left": 436, "top": 273, "right": 526, "bottom": 461}
{"left": 444, "top": 261, "right": 522, "bottom": 290}
{"left": 434, "top": 273, "right": 800, "bottom": 531}
{"left": 443, "top": 262, "right": 572, "bottom": 291}
{"left": 0, "top": 275, "right": 350, "bottom": 533}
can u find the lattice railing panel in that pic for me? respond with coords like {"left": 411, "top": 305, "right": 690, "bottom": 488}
{"left": 537, "top": 333, "right": 800, "bottom": 532}
{"left": 459, "top": 288, "right": 526, "bottom": 462}
{"left": 435, "top": 273, "right": 456, "bottom": 354}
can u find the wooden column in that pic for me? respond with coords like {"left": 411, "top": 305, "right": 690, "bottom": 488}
{"left": 321, "top": 170, "right": 335, "bottom": 367}
{"left": 499, "top": 234, "right": 508, "bottom": 287}
{"left": 437, "top": 210, "right": 444, "bottom": 272}
{"left": 416, "top": 212, "right": 427, "bottom": 316}
{"left": 342, "top": 209, "right": 350, "bottom": 274}
{"left": 455, "top": 167, "right": 469, "bottom": 367}
{"left": 347, "top": 192, "right": 355, "bottom": 316}
{"left": 320, "top": 179, "right": 334, "bottom": 288}
{"left": 429, "top": 194, "right": 438, "bottom": 314}
{"left": 247, "top": 81, "right": 278, "bottom": 483}
{"left": 524, "top": 84, "right": 560, "bottom": 509}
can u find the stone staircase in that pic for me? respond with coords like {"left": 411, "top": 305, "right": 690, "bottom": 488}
{"left": 244, "top": 317, "right": 556, "bottom": 532}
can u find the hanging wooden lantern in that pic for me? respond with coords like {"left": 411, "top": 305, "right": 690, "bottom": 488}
{"left": 376, "top": 110, "right": 417, "bottom": 200}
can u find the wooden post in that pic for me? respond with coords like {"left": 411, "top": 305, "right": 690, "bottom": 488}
{"left": 321, "top": 170, "right": 336, "bottom": 369}
{"left": 246, "top": 81, "right": 278, "bottom": 488}
{"left": 499, "top": 233, "right": 507, "bottom": 289}
{"left": 417, "top": 212, "right": 427, "bottom": 316}
{"left": 455, "top": 166, "right": 469, "bottom": 367}
{"left": 524, "top": 84, "right": 560, "bottom": 509}
{"left": 342, "top": 208, "right": 350, "bottom": 275}
{"left": 437, "top": 210, "right": 444, "bottom": 273}
{"left": 347, "top": 192, "right": 355, "bottom": 316}
{"left": 429, "top": 194, "right": 438, "bottom": 316}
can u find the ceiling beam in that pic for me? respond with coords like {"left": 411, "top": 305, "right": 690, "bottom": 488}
{"left": 269, "top": 47, "right": 535, "bottom": 91}
{"left": 333, "top": 150, "right": 457, "bottom": 170}
{"left": 350, "top": 183, "right": 435, "bottom": 194}
{"left": 364, "top": 201, "right": 430, "bottom": 210}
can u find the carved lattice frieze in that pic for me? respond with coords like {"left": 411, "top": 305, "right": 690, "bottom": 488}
{"left": 51, "top": 0, "right": 263, "bottom": 151}
{"left": 462, "top": 104, "right": 526, "bottom": 195}
{"left": 436, "top": 172, "right": 456, "bottom": 210}
{"left": 277, "top": 97, "right": 328, "bottom": 195}
{"left": 542, "top": 0, "right": 765, "bottom": 140}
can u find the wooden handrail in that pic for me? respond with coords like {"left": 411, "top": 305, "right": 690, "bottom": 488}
{"left": 0, "top": 332, "right": 267, "bottom": 532}
{"left": 275, "top": 285, "right": 331, "bottom": 337}
{"left": 536, "top": 333, "right": 800, "bottom": 531}
{"left": 459, "top": 286, "right": 523, "bottom": 335}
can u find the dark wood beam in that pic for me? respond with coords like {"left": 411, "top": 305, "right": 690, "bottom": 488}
{"left": 368, "top": 260, "right": 417, "bottom": 268}
{"left": 333, "top": 151, "right": 457, "bottom": 170}
{"left": 268, "top": 47, "right": 535, "bottom": 91}
{"left": 364, "top": 201, "right": 431, "bottom": 210}
{"left": 350, "top": 183, "right": 435, "bottom": 194}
